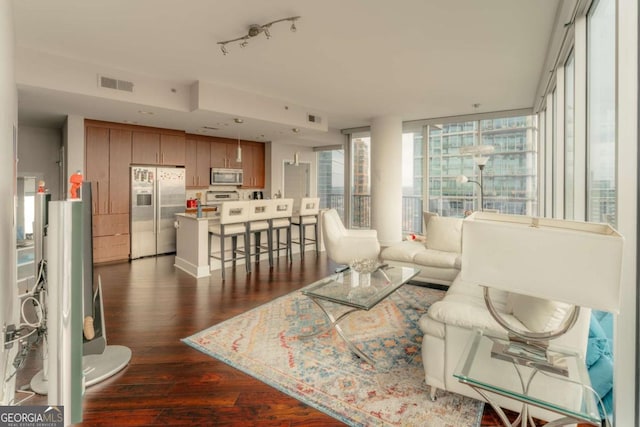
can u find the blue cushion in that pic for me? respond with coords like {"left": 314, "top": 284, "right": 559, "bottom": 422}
{"left": 589, "top": 353, "right": 614, "bottom": 398}
{"left": 586, "top": 312, "right": 615, "bottom": 420}
{"left": 586, "top": 338, "right": 608, "bottom": 367}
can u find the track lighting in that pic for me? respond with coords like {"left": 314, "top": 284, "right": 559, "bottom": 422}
{"left": 218, "top": 16, "right": 300, "bottom": 55}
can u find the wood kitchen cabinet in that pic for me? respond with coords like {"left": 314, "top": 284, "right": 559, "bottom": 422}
{"left": 85, "top": 120, "right": 133, "bottom": 263}
{"left": 240, "top": 141, "right": 265, "bottom": 188}
{"left": 85, "top": 126, "right": 110, "bottom": 215}
{"left": 160, "top": 133, "right": 185, "bottom": 165}
{"left": 210, "top": 137, "right": 242, "bottom": 169}
{"left": 185, "top": 134, "right": 211, "bottom": 188}
{"left": 109, "top": 128, "right": 132, "bottom": 213}
{"left": 132, "top": 131, "right": 185, "bottom": 165}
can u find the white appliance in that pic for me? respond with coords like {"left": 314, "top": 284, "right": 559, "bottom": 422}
{"left": 211, "top": 168, "right": 243, "bottom": 186}
{"left": 131, "top": 166, "right": 186, "bottom": 259}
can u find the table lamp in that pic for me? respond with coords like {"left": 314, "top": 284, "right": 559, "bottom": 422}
{"left": 461, "top": 212, "right": 623, "bottom": 374}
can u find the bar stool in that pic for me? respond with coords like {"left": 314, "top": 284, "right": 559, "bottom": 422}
{"left": 208, "top": 201, "right": 251, "bottom": 280}
{"left": 246, "top": 199, "right": 273, "bottom": 267}
{"left": 291, "top": 197, "right": 320, "bottom": 259}
{"left": 270, "top": 198, "right": 294, "bottom": 261}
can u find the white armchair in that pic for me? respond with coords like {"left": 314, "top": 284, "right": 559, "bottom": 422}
{"left": 321, "top": 209, "right": 381, "bottom": 265}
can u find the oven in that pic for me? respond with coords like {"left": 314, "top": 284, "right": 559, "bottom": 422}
{"left": 205, "top": 190, "right": 240, "bottom": 206}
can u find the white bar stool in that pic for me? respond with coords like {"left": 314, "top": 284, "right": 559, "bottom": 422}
{"left": 291, "top": 197, "right": 320, "bottom": 259}
{"left": 208, "top": 201, "right": 250, "bottom": 280}
{"left": 270, "top": 198, "right": 294, "bottom": 261}
{"left": 246, "top": 199, "right": 274, "bottom": 267}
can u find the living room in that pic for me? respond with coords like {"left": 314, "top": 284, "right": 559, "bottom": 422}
{"left": 0, "top": 0, "right": 638, "bottom": 426}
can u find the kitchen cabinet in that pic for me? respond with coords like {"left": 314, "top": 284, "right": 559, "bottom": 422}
{"left": 131, "top": 131, "right": 160, "bottom": 165}
{"left": 109, "top": 129, "right": 132, "bottom": 214}
{"left": 210, "top": 137, "right": 242, "bottom": 169}
{"left": 240, "top": 141, "right": 265, "bottom": 188}
{"left": 185, "top": 135, "right": 211, "bottom": 188}
{"left": 85, "top": 120, "right": 133, "bottom": 263}
{"left": 132, "top": 131, "right": 185, "bottom": 165}
{"left": 85, "top": 126, "right": 110, "bottom": 215}
{"left": 160, "top": 133, "right": 186, "bottom": 166}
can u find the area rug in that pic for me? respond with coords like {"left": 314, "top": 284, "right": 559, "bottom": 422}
{"left": 182, "top": 284, "right": 484, "bottom": 426}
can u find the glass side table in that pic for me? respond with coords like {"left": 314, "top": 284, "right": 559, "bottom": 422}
{"left": 454, "top": 330, "right": 601, "bottom": 427}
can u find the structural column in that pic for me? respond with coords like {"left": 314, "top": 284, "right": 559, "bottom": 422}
{"left": 370, "top": 116, "right": 402, "bottom": 246}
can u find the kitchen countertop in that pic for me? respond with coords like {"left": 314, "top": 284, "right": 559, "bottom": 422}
{"left": 176, "top": 212, "right": 219, "bottom": 221}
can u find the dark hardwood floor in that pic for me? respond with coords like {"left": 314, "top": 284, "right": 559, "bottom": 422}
{"left": 18, "top": 251, "right": 517, "bottom": 426}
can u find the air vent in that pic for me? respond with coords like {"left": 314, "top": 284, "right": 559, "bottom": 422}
{"left": 307, "top": 114, "right": 321, "bottom": 124}
{"left": 98, "top": 75, "right": 134, "bottom": 93}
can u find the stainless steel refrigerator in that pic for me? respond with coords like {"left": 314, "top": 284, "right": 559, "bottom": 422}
{"left": 131, "top": 166, "right": 186, "bottom": 259}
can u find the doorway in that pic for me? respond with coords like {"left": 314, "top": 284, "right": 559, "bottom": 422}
{"left": 283, "top": 162, "right": 310, "bottom": 201}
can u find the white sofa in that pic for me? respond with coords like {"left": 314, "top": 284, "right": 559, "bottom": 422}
{"left": 421, "top": 274, "right": 591, "bottom": 421}
{"left": 380, "top": 212, "right": 462, "bottom": 286}
{"left": 382, "top": 212, "right": 592, "bottom": 421}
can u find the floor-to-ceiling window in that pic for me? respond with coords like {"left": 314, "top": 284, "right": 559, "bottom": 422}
{"left": 427, "top": 115, "right": 538, "bottom": 217}
{"left": 401, "top": 129, "right": 424, "bottom": 233}
{"left": 564, "top": 51, "right": 576, "bottom": 219}
{"left": 317, "top": 147, "right": 345, "bottom": 220}
{"left": 587, "top": 0, "right": 616, "bottom": 226}
{"left": 350, "top": 132, "right": 371, "bottom": 228}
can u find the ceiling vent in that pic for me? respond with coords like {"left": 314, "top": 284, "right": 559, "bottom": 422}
{"left": 307, "top": 114, "right": 321, "bottom": 124}
{"left": 98, "top": 75, "right": 134, "bottom": 93}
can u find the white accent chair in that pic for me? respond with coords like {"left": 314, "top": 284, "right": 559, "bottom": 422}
{"left": 321, "top": 208, "right": 381, "bottom": 266}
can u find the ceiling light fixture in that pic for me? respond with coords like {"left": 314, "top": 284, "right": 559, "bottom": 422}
{"left": 218, "top": 16, "right": 301, "bottom": 55}
{"left": 234, "top": 119, "right": 243, "bottom": 163}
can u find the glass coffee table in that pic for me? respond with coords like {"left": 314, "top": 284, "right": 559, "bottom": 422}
{"left": 301, "top": 265, "right": 420, "bottom": 366}
{"left": 454, "top": 330, "right": 601, "bottom": 426}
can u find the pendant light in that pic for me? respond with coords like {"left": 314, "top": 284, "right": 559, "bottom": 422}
{"left": 234, "top": 118, "right": 243, "bottom": 163}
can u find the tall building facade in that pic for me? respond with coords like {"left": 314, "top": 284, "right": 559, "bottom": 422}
{"left": 428, "top": 115, "right": 538, "bottom": 218}
{"left": 317, "top": 149, "right": 344, "bottom": 218}
{"left": 318, "top": 115, "right": 538, "bottom": 231}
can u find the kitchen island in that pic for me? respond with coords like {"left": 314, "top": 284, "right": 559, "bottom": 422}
{"left": 174, "top": 213, "right": 219, "bottom": 278}
{"left": 174, "top": 207, "right": 326, "bottom": 278}
{"left": 174, "top": 211, "right": 249, "bottom": 278}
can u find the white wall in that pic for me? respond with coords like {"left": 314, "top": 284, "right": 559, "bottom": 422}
{"left": 64, "top": 115, "right": 85, "bottom": 199}
{"left": 0, "top": 0, "right": 18, "bottom": 406}
{"left": 18, "top": 126, "right": 63, "bottom": 200}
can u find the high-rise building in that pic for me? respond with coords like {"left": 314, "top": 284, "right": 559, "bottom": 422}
{"left": 428, "top": 116, "right": 538, "bottom": 217}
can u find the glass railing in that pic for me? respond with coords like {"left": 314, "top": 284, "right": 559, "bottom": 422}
{"left": 322, "top": 194, "right": 424, "bottom": 234}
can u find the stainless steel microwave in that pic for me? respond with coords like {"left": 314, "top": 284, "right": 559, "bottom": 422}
{"left": 210, "top": 168, "right": 243, "bottom": 186}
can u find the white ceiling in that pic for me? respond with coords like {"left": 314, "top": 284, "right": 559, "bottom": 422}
{"left": 12, "top": 0, "right": 560, "bottom": 146}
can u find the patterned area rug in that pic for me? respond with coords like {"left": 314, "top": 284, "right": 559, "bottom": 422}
{"left": 183, "top": 284, "right": 483, "bottom": 426}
